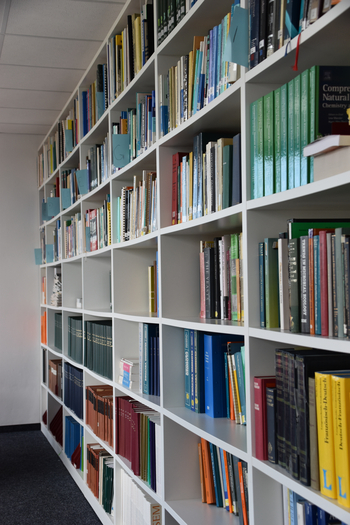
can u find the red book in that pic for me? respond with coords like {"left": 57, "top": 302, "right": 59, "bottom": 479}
{"left": 172, "top": 152, "right": 188, "bottom": 225}
{"left": 254, "top": 376, "right": 276, "bottom": 460}
{"left": 319, "top": 230, "right": 329, "bottom": 336}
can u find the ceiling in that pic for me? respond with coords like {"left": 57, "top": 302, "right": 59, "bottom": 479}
{"left": 0, "top": 0, "right": 127, "bottom": 138}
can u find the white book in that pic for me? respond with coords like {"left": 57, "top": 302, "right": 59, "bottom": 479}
{"left": 303, "top": 134, "right": 350, "bottom": 156}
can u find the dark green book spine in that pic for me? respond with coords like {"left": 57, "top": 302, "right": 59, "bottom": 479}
{"left": 274, "top": 87, "right": 281, "bottom": 193}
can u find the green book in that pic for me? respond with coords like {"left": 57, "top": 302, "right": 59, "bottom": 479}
{"left": 222, "top": 144, "right": 233, "bottom": 209}
{"left": 274, "top": 87, "right": 281, "bottom": 194}
{"left": 263, "top": 92, "right": 274, "bottom": 196}
{"left": 250, "top": 100, "right": 258, "bottom": 199}
{"left": 280, "top": 83, "right": 288, "bottom": 192}
{"left": 300, "top": 69, "right": 309, "bottom": 186}
{"left": 288, "top": 218, "right": 350, "bottom": 239}
{"left": 287, "top": 79, "right": 294, "bottom": 190}
{"left": 264, "top": 237, "right": 279, "bottom": 328}
{"left": 257, "top": 97, "right": 264, "bottom": 198}
{"left": 309, "top": 66, "right": 317, "bottom": 183}
{"left": 293, "top": 74, "right": 301, "bottom": 188}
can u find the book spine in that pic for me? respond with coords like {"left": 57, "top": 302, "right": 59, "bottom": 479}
{"left": 266, "top": 386, "right": 277, "bottom": 463}
{"left": 264, "top": 237, "right": 279, "bottom": 328}
{"left": 319, "top": 230, "right": 329, "bottom": 336}
{"left": 332, "top": 375, "right": 350, "bottom": 507}
{"left": 315, "top": 372, "right": 337, "bottom": 499}
{"left": 280, "top": 83, "right": 288, "bottom": 192}
{"left": 274, "top": 87, "right": 281, "bottom": 193}
{"left": 259, "top": 241, "right": 266, "bottom": 327}
{"left": 289, "top": 238, "right": 300, "bottom": 333}
{"left": 263, "top": 92, "right": 274, "bottom": 196}
{"left": 257, "top": 97, "right": 264, "bottom": 198}
{"left": 300, "top": 235, "right": 310, "bottom": 333}
{"left": 300, "top": 70, "right": 309, "bottom": 186}
{"left": 250, "top": 100, "right": 258, "bottom": 199}
{"left": 275, "top": 349, "right": 286, "bottom": 468}
{"left": 184, "top": 328, "right": 191, "bottom": 409}
{"left": 287, "top": 79, "right": 294, "bottom": 190}
{"left": 293, "top": 74, "right": 301, "bottom": 188}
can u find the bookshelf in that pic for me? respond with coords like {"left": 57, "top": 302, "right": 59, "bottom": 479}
{"left": 37, "top": 0, "right": 350, "bottom": 523}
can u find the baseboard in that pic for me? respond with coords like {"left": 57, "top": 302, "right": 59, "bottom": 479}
{"left": 0, "top": 423, "right": 41, "bottom": 433}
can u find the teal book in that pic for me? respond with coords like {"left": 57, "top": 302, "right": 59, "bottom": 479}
{"left": 287, "top": 79, "right": 294, "bottom": 189}
{"left": 274, "top": 87, "right": 281, "bottom": 194}
{"left": 250, "top": 100, "right": 258, "bottom": 199}
{"left": 293, "top": 74, "right": 301, "bottom": 188}
{"left": 309, "top": 66, "right": 316, "bottom": 184}
{"left": 257, "top": 97, "right": 264, "bottom": 198}
{"left": 280, "top": 83, "right": 288, "bottom": 192}
{"left": 264, "top": 237, "right": 279, "bottom": 328}
{"left": 300, "top": 69, "right": 309, "bottom": 186}
{"left": 263, "top": 91, "right": 274, "bottom": 196}
{"left": 194, "top": 330, "right": 205, "bottom": 413}
{"left": 234, "top": 351, "right": 246, "bottom": 425}
{"left": 184, "top": 328, "right": 191, "bottom": 408}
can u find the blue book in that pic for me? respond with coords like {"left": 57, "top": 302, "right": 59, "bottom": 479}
{"left": 224, "top": 353, "right": 230, "bottom": 419}
{"left": 143, "top": 323, "right": 149, "bottom": 394}
{"left": 314, "top": 235, "right": 321, "bottom": 335}
{"left": 304, "top": 501, "right": 318, "bottom": 525}
{"left": 209, "top": 443, "right": 223, "bottom": 507}
{"left": 82, "top": 91, "right": 88, "bottom": 136}
{"left": 194, "top": 330, "right": 205, "bottom": 413}
{"left": 190, "top": 329, "right": 195, "bottom": 411}
{"left": 219, "top": 447, "right": 230, "bottom": 510}
{"left": 184, "top": 329, "right": 191, "bottom": 408}
{"left": 249, "top": 0, "right": 260, "bottom": 69}
{"left": 204, "top": 333, "right": 240, "bottom": 417}
{"left": 318, "top": 509, "right": 342, "bottom": 525}
{"left": 216, "top": 22, "right": 221, "bottom": 99}
{"left": 212, "top": 26, "right": 218, "bottom": 102}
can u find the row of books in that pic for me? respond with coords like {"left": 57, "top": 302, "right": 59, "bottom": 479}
{"left": 254, "top": 349, "right": 350, "bottom": 500}
{"left": 111, "top": 95, "right": 156, "bottom": 171}
{"left": 64, "top": 416, "right": 83, "bottom": 472}
{"left": 81, "top": 64, "right": 108, "bottom": 137}
{"left": 200, "top": 232, "right": 244, "bottom": 322}
{"left": 115, "top": 397, "right": 161, "bottom": 494}
{"left": 48, "top": 359, "right": 62, "bottom": 399}
{"left": 172, "top": 132, "right": 241, "bottom": 227}
{"left": 199, "top": 438, "right": 249, "bottom": 522}
{"left": 64, "top": 362, "right": 83, "bottom": 421}
{"left": 61, "top": 169, "right": 80, "bottom": 207}
{"left": 51, "top": 270, "right": 62, "bottom": 307}
{"left": 140, "top": 323, "right": 159, "bottom": 396}
{"left": 159, "top": 20, "right": 239, "bottom": 138}
{"left": 157, "top": 0, "right": 198, "bottom": 45}
{"left": 86, "top": 385, "right": 114, "bottom": 448}
{"left": 67, "top": 316, "right": 83, "bottom": 364}
{"left": 86, "top": 444, "right": 114, "bottom": 515}
{"left": 259, "top": 218, "right": 350, "bottom": 337}
{"left": 115, "top": 171, "right": 157, "bottom": 243}
{"left": 283, "top": 487, "right": 347, "bottom": 525}
{"left": 107, "top": 2, "right": 154, "bottom": 102}
{"left": 121, "top": 469, "right": 162, "bottom": 525}
{"left": 184, "top": 331, "right": 246, "bottom": 421}
{"left": 38, "top": 98, "right": 79, "bottom": 185}
{"left": 49, "top": 406, "right": 63, "bottom": 446}
{"left": 84, "top": 319, "right": 113, "bottom": 380}
{"left": 54, "top": 313, "right": 62, "bottom": 350}
{"left": 251, "top": 65, "right": 350, "bottom": 199}
{"left": 41, "top": 275, "right": 46, "bottom": 304}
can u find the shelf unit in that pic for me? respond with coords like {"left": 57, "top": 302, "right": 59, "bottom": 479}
{"left": 37, "top": 0, "right": 350, "bottom": 523}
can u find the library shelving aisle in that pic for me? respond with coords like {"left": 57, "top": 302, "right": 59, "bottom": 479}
{"left": 36, "top": 0, "right": 350, "bottom": 524}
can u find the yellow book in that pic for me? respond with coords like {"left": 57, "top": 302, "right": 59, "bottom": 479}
{"left": 332, "top": 372, "right": 350, "bottom": 507}
{"left": 315, "top": 371, "right": 337, "bottom": 499}
{"left": 107, "top": 200, "right": 111, "bottom": 246}
{"left": 188, "top": 151, "right": 193, "bottom": 221}
{"left": 134, "top": 15, "right": 141, "bottom": 74}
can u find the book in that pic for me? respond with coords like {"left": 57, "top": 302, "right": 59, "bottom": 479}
{"left": 204, "top": 333, "right": 242, "bottom": 418}
{"left": 264, "top": 237, "right": 279, "bottom": 328}
{"left": 266, "top": 386, "right": 277, "bottom": 464}
{"left": 304, "top": 135, "right": 350, "bottom": 156}
{"left": 254, "top": 375, "right": 276, "bottom": 460}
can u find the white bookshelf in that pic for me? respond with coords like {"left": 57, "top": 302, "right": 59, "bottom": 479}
{"left": 37, "top": 0, "right": 350, "bottom": 523}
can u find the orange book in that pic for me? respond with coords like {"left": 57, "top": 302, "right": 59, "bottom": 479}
{"left": 198, "top": 442, "right": 206, "bottom": 502}
{"left": 238, "top": 461, "right": 248, "bottom": 525}
{"left": 201, "top": 438, "right": 216, "bottom": 504}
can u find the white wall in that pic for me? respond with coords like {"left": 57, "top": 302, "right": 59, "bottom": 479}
{"left": 0, "top": 133, "right": 43, "bottom": 426}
